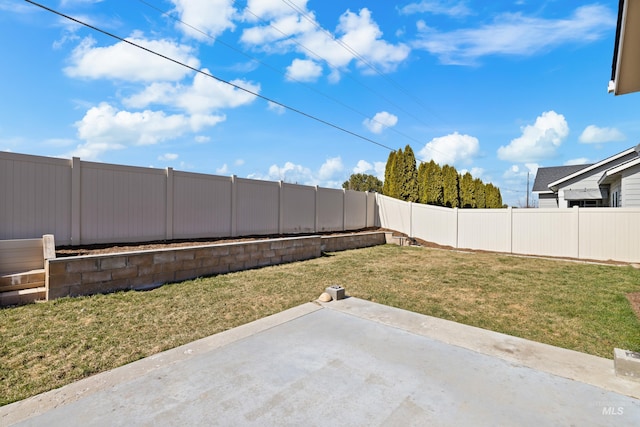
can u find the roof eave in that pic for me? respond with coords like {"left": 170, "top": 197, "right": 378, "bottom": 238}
{"left": 547, "top": 148, "right": 636, "bottom": 189}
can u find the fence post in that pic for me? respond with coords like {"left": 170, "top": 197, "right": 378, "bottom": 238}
{"left": 71, "top": 157, "right": 81, "bottom": 246}
{"left": 365, "top": 191, "right": 369, "bottom": 228}
{"left": 314, "top": 185, "right": 319, "bottom": 233}
{"left": 574, "top": 205, "right": 580, "bottom": 259}
{"left": 165, "top": 167, "right": 174, "bottom": 241}
{"left": 343, "top": 189, "right": 347, "bottom": 231}
{"left": 507, "top": 206, "right": 513, "bottom": 254}
{"left": 454, "top": 207, "right": 459, "bottom": 249}
{"left": 231, "top": 175, "right": 237, "bottom": 237}
{"left": 278, "top": 181, "right": 284, "bottom": 235}
{"left": 409, "top": 201, "right": 413, "bottom": 238}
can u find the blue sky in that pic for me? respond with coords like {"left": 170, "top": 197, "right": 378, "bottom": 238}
{"left": 1, "top": 0, "right": 638, "bottom": 206}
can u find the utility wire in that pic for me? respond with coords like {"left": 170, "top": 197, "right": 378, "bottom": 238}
{"left": 25, "top": 0, "right": 396, "bottom": 152}
{"left": 137, "top": 0, "right": 416, "bottom": 144}
{"left": 136, "top": 0, "right": 447, "bottom": 158}
{"left": 278, "top": 0, "right": 446, "bottom": 125}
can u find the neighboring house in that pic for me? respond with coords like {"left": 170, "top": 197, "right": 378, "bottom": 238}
{"left": 533, "top": 146, "right": 640, "bottom": 208}
{"left": 609, "top": 0, "right": 640, "bottom": 95}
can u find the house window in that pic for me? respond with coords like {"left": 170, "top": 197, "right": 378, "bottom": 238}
{"left": 568, "top": 200, "right": 603, "bottom": 208}
{"left": 612, "top": 191, "right": 619, "bottom": 207}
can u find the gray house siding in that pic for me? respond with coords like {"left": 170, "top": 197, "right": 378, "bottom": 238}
{"left": 557, "top": 151, "right": 638, "bottom": 208}
{"left": 621, "top": 163, "right": 640, "bottom": 207}
{"left": 538, "top": 193, "right": 558, "bottom": 208}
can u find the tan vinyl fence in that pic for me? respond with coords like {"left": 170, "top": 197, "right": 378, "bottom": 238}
{"left": 0, "top": 152, "right": 376, "bottom": 246}
{"left": 376, "top": 194, "right": 640, "bottom": 263}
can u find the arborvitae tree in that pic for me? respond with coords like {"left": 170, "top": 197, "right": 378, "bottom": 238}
{"left": 382, "top": 150, "right": 397, "bottom": 198}
{"left": 400, "top": 145, "right": 419, "bottom": 202}
{"left": 474, "top": 178, "right": 486, "bottom": 209}
{"left": 421, "top": 160, "right": 444, "bottom": 206}
{"left": 417, "top": 162, "right": 427, "bottom": 204}
{"left": 485, "top": 183, "right": 503, "bottom": 208}
{"left": 442, "top": 165, "right": 460, "bottom": 208}
{"left": 342, "top": 173, "right": 383, "bottom": 192}
{"left": 459, "top": 172, "right": 475, "bottom": 208}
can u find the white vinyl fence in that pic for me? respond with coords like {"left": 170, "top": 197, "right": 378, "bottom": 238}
{"left": 0, "top": 152, "right": 376, "bottom": 245}
{"left": 376, "top": 194, "right": 640, "bottom": 263}
{"left": 3, "top": 151, "right": 638, "bottom": 263}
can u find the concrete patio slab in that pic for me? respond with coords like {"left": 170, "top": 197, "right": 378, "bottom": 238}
{"left": 2, "top": 298, "right": 639, "bottom": 426}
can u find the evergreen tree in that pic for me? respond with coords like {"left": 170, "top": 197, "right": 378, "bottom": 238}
{"left": 459, "top": 172, "right": 475, "bottom": 208}
{"left": 423, "top": 160, "right": 444, "bottom": 206}
{"left": 417, "top": 162, "right": 427, "bottom": 204}
{"left": 442, "top": 165, "right": 460, "bottom": 208}
{"left": 474, "top": 178, "right": 486, "bottom": 209}
{"left": 485, "top": 183, "right": 503, "bottom": 208}
{"left": 382, "top": 150, "right": 397, "bottom": 198}
{"left": 342, "top": 173, "right": 383, "bottom": 192}
{"left": 400, "top": 145, "right": 419, "bottom": 202}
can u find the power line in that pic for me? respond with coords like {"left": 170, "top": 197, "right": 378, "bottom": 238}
{"left": 278, "top": 0, "right": 446, "bottom": 125}
{"left": 137, "top": 0, "right": 455, "bottom": 160}
{"left": 24, "top": 0, "right": 397, "bottom": 153}
{"left": 136, "top": 0, "right": 422, "bottom": 146}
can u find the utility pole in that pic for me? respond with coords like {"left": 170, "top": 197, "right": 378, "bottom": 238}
{"left": 526, "top": 172, "right": 530, "bottom": 208}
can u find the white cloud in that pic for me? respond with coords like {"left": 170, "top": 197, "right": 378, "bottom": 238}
{"left": 497, "top": 111, "right": 569, "bottom": 163}
{"left": 195, "top": 135, "right": 211, "bottom": 143}
{"left": 264, "top": 162, "right": 314, "bottom": 184}
{"left": 72, "top": 103, "right": 225, "bottom": 159}
{"left": 373, "top": 161, "right": 386, "bottom": 180}
{"left": 353, "top": 160, "right": 372, "bottom": 174}
{"left": 318, "top": 156, "right": 344, "bottom": 180}
{"left": 234, "top": 159, "right": 245, "bottom": 166}
{"left": 248, "top": 157, "right": 346, "bottom": 187}
{"left": 419, "top": 131, "right": 479, "bottom": 165}
{"left": 241, "top": 6, "right": 409, "bottom": 77}
{"left": 65, "top": 34, "right": 200, "bottom": 82}
{"left": 268, "top": 101, "right": 286, "bottom": 115}
{"left": 216, "top": 163, "right": 230, "bottom": 175}
{"left": 244, "top": 0, "right": 310, "bottom": 22}
{"left": 579, "top": 125, "right": 626, "bottom": 144}
{"left": 158, "top": 153, "right": 179, "bottom": 161}
{"left": 124, "top": 70, "right": 260, "bottom": 114}
{"left": 176, "top": 73, "right": 260, "bottom": 114}
{"left": 170, "top": 0, "right": 236, "bottom": 41}
{"left": 363, "top": 111, "right": 398, "bottom": 134}
{"left": 564, "top": 157, "right": 590, "bottom": 166}
{"left": 352, "top": 159, "right": 386, "bottom": 180}
{"left": 399, "top": 1, "right": 472, "bottom": 17}
{"left": 413, "top": 5, "right": 615, "bottom": 65}
{"left": 285, "top": 58, "right": 323, "bottom": 82}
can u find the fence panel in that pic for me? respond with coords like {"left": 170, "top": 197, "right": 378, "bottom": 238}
{"left": 578, "top": 208, "right": 640, "bottom": 262}
{"left": 458, "top": 209, "right": 511, "bottom": 252}
{"left": 366, "top": 192, "right": 376, "bottom": 227}
{"left": 79, "top": 161, "right": 167, "bottom": 244}
{"left": 512, "top": 209, "right": 578, "bottom": 258}
{"left": 172, "top": 171, "right": 233, "bottom": 239}
{"left": 345, "top": 190, "right": 367, "bottom": 230}
{"left": 317, "top": 187, "right": 344, "bottom": 232}
{"left": 411, "top": 203, "right": 457, "bottom": 247}
{"left": 282, "top": 183, "right": 316, "bottom": 233}
{"left": 235, "top": 178, "right": 279, "bottom": 235}
{"left": 0, "top": 152, "right": 72, "bottom": 243}
{"left": 376, "top": 194, "right": 411, "bottom": 235}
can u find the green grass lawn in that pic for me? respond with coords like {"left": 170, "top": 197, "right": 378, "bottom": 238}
{"left": 1, "top": 244, "right": 639, "bottom": 406}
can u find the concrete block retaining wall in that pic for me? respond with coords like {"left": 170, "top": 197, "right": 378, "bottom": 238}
{"left": 46, "top": 232, "right": 386, "bottom": 301}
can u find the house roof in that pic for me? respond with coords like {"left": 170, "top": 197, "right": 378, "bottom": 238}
{"left": 609, "top": 0, "right": 640, "bottom": 95}
{"left": 532, "top": 164, "right": 592, "bottom": 193}
{"left": 598, "top": 156, "right": 640, "bottom": 185}
{"left": 547, "top": 147, "right": 638, "bottom": 190}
